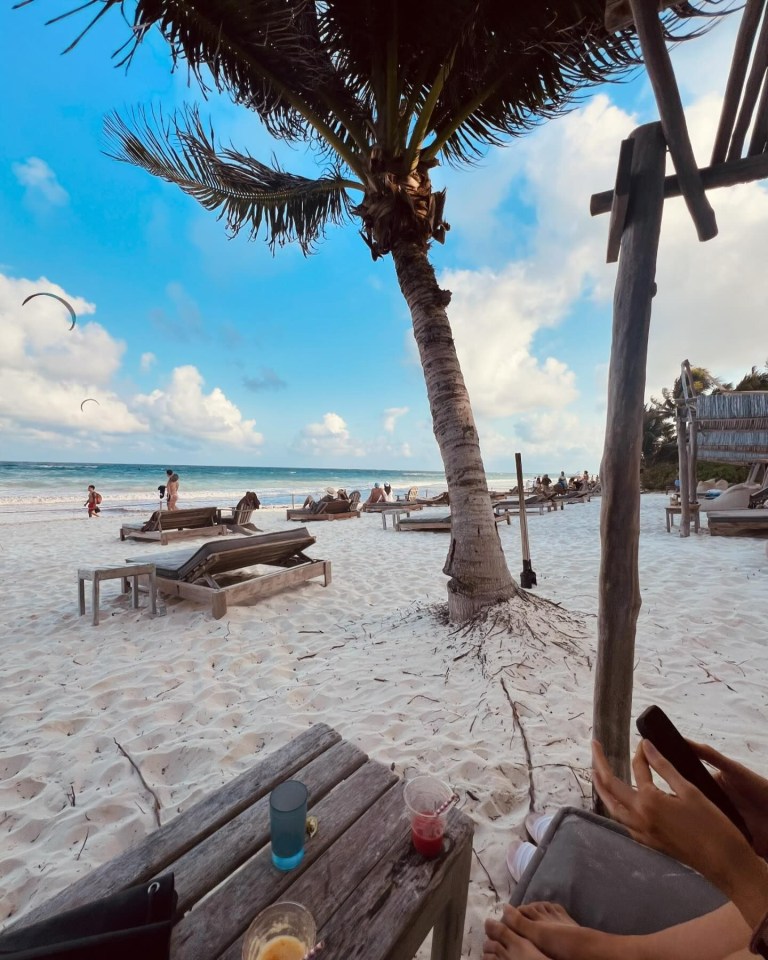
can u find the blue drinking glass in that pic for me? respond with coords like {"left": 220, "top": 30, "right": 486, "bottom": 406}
{"left": 270, "top": 780, "right": 308, "bottom": 871}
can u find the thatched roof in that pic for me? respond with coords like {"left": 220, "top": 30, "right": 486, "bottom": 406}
{"left": 695, "top": 391, "right": 768, "bottom": 462}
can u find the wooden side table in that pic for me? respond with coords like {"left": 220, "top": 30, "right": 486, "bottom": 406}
{"left": 77, "top": 563, "right": 158, "bottom": 626}
{"left": 11, "top": 724, "right": 475, "bottom": 960}
{"left": 665, "top": 504, "right": 701, "bottom": 533}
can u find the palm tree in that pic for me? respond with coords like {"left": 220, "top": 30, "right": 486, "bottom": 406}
{"left": 734, "top": 364, "right": 768, "bottom": 391}
{"left": 642, "top": 403, "right": 676, "bottom": 464}
{"left": 25, "top": 0, "right": 721, "bottom": 621}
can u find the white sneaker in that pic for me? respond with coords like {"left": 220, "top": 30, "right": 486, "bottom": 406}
{"left": 525, "top": 812, "right": 555, "bottom": 846}
{"left": 506, "top": 840, "right": 537, "bottom": 881}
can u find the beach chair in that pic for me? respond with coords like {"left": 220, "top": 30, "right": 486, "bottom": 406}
{"left": 492, "top": 495, "right": 559, "bottom": 519}
{"left": 394, "top": 511, "right": 510, "bottom": 531}
{"left": 126, "top": 528, "right": 331, "bottom": 619}
{"left": 511, "top": 807, "right": 726, "bottom": 934}
{"left": 218, "top": 492, "right": 262, "bottom": 534}
{"left": 119, "top": 507, "right": 228, "bottom": 545}
{"left": 286, "top": 491, "right": 361, "bottom": 522}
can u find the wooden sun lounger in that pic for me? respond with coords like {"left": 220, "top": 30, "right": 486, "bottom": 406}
{"left": 394, "top": 512, "right": 511, "bottom": 531}
{"left": 120, "top": 506, "right": 228, "bottom": 545}
{"left": 708, "top": 509, "right": 768, "bottom": 537}
{"left": 127, "top": 528, "right": 331, "bottom": 619}
{"left": 287, "top": 493, "right": 361, "bottom": 522}
{"left": 493, "top": 497, "right": 560, "bottom": 518}
{"left": 361, "top": 501, "right": 424, "bottom": 513}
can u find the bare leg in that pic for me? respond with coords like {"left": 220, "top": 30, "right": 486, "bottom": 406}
{"left": 499, "top": 901, "right": 749, "bottom": 960}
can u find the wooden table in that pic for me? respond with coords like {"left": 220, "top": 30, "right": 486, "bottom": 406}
{"left": 77, "top": 562, "right": 158, "bottom": 626}
{"left": 12, "top": 724, "right": 474, "bottom": 960}
{"left": 665, "top": 503, "right": 700, "bottom": 533}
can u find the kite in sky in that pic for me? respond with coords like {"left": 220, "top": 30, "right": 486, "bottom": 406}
{"left": 22, "top": 292, "right": 77, "bottom": 330}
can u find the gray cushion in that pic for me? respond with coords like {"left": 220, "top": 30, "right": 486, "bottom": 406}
{"left": 511, "top": 807, "right": 727, "bottom": 934}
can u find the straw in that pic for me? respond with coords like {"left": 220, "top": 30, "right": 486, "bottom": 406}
{"left": 433, "top": 793, "right": 459, "bottom": 818}
{"left": 302, "top": 940, "right": 325, "bottom": 959}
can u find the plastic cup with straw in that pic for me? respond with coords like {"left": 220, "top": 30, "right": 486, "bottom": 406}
{"left": 403, "top": 776, "right": 458, "bottom": 858}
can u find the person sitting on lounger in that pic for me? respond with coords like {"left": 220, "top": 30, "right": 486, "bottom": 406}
{"left": 303, "top": 487, "right": 338, "bottom": 512}
{"left": 383, "top": 482, "right": 395, "bottom": 502}
{"left": 365, "top": 483, "right": 386, "bottom": 505}
{"left": 483, "top": 739, "right": 768, "bottom": 960}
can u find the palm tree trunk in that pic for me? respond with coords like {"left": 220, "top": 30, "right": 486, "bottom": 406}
{"left": 391, "top": 239, "right": 519, "bottom": 622}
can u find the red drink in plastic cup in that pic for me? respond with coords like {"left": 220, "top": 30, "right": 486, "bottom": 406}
{"left": 404, "top": 775, "right": 453, "bottom": 859}
{"left": 411, "top": 813, "right": 445, "bottom": 858}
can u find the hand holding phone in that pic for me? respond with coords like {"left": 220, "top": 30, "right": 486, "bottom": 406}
{"left": 636, "top": 706, "right": 752, "bottom": 843}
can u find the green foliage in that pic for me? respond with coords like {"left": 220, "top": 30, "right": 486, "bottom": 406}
{"left": 20, "top": 0, "right": 728, "bottom": 252}
{"left": 641, "top": 461, "right": 750, "bottom": 491}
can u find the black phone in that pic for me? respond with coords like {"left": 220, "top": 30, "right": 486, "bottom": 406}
{"left": 636, "top": 705, "right": 751, "bottom": 843}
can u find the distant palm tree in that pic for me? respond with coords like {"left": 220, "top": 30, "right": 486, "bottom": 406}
{"left": 25, "top": 0, "right": 722, "bottom": 621}
{"left": 734, "top": 364, "right": 768, "bottom": 391}
{"left": 642, "top": 403, "right": 676, "bottom": 464}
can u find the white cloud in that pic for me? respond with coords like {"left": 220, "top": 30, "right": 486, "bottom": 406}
{"left": 12, "top": 157, "right": 69, "bottom": 206}
{"left": 435, "top": 66, "right": 768, "bottom": 469}
{"left": 140, "top": 352, "right": 157, "bottom": 372}
{"left": 443, "top": 264, "right": 580, "bottom": 418}
{"left": 383, "top": 406, "right": 409, "bottom": 433}
{"left": 0, "top": 274, "right": 145, "bottom": 436}
{"left": 293, "top": 412, "right": 365, "bottom": 457}
{"left": 134, "top": 366, "right": 263, "bottom": 447}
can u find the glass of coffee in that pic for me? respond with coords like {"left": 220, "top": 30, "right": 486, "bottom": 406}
{"left": 241, "top": 901, "right": 315, "bottom": 960}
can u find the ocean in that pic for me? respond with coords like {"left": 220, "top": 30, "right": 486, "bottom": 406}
{"left": 0, "top": 460, "right": 524, "bottom": 516}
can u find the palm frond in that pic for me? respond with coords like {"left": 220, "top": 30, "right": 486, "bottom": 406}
{"left": 24, "top": 0, "right": 735, "bottom": 174}
{"left": 104, "top": 106, "right": 360, "bottom": 253}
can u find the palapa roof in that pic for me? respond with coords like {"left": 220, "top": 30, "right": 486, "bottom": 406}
{"left": 694, "top": 391, "right": 768, "bottom": 463}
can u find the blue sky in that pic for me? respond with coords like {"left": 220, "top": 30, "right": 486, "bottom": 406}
{"left": 1, "top": 5, "right": 765, "bottom": 472}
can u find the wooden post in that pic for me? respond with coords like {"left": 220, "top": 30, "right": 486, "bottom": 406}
{"left": 628, "top": 0, "right": 718, "bottom": 242}
{"left": 688, "top": 410, "right": 699, "bottom": 508}
{"left": 515, "top": 452, "right": 536, "bottom": 588}
{"left": 594, "top": 122, "right": 666, "bottom": 787}
{"left": 678, "top": 415, "right": 691, "bottom": 537}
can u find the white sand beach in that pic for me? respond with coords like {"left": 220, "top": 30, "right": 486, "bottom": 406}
{"left": 1, "top": 495, "right": 767, "bottom": 956}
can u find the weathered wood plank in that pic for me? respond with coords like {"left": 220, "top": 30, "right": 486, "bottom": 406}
{"left": 11, "top": 724, "right": 340, "bottom": 930}
{"left": 678, "top": 415, "right": 691, "bottom": 537}
{"left": 710, "top": 0, "right": 767, "bottom": 163}
{"left": 606, "top": 137, "right": 635, "bottom": 263}
{"left": 590, "top": 152, "right": 768, "bottom": 216}
{"left": 628, "top": 0, "right": 717, "bottom": 241}
{"left": 728, "top": 4, "right": 768, "bottom": 159}
{"left": 314, "top": 807, "right": 474, "bottom": 960}
{"left": 154, "top": 560, "right": 330, "bottom": 619}
{"left": 172, "top": 759, "right": 397, "bottom": 960}
{"left": 594, "top": 122, "right": 666, "bottom": 787}
{"left": 169, "top": 739, "right": 367, "bottom": 915}
{"left": 708, "top": 511, "right": 768, "bottom": 536}
{"left": 218, "top": 782, "right": 408, "bottom": 960}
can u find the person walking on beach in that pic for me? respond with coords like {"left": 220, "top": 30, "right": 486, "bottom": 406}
{"left": 166, "top": 469, "right": 180, "bottom": 511}
{"left": 84, "top": 484, "right": 101, "bottom": 518}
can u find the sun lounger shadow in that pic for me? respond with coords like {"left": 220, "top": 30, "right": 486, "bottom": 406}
{"left": 126, "top": 527, "right": 331, "bottom": 619}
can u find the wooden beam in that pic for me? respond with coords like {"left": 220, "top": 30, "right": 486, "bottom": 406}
{"left": 711, "top": 0, "right": 767, "bottom": 164}
{"left": 606, "top": 138, "right": 635, "bottom": 263}
{"left": 747, "top": 71, "right": 768, "bottom": 155}
{"left": 728, "top": 5, "right": 768, "bottom": 160}
{"left": 678, "top": 415, "right": 691, "bottom": 537}
{"left": 594, "top": 122, "right": 666, "bottom": 787}
{"left": 590, "top": 151, "right": 768, "bottom": 215}
{"left": 628, "top": 0, "right": 718, "bottom": 242}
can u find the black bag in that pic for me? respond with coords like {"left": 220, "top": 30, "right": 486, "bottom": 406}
{"left": 0, "top": 874, "right": 176, "bottom": 960}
